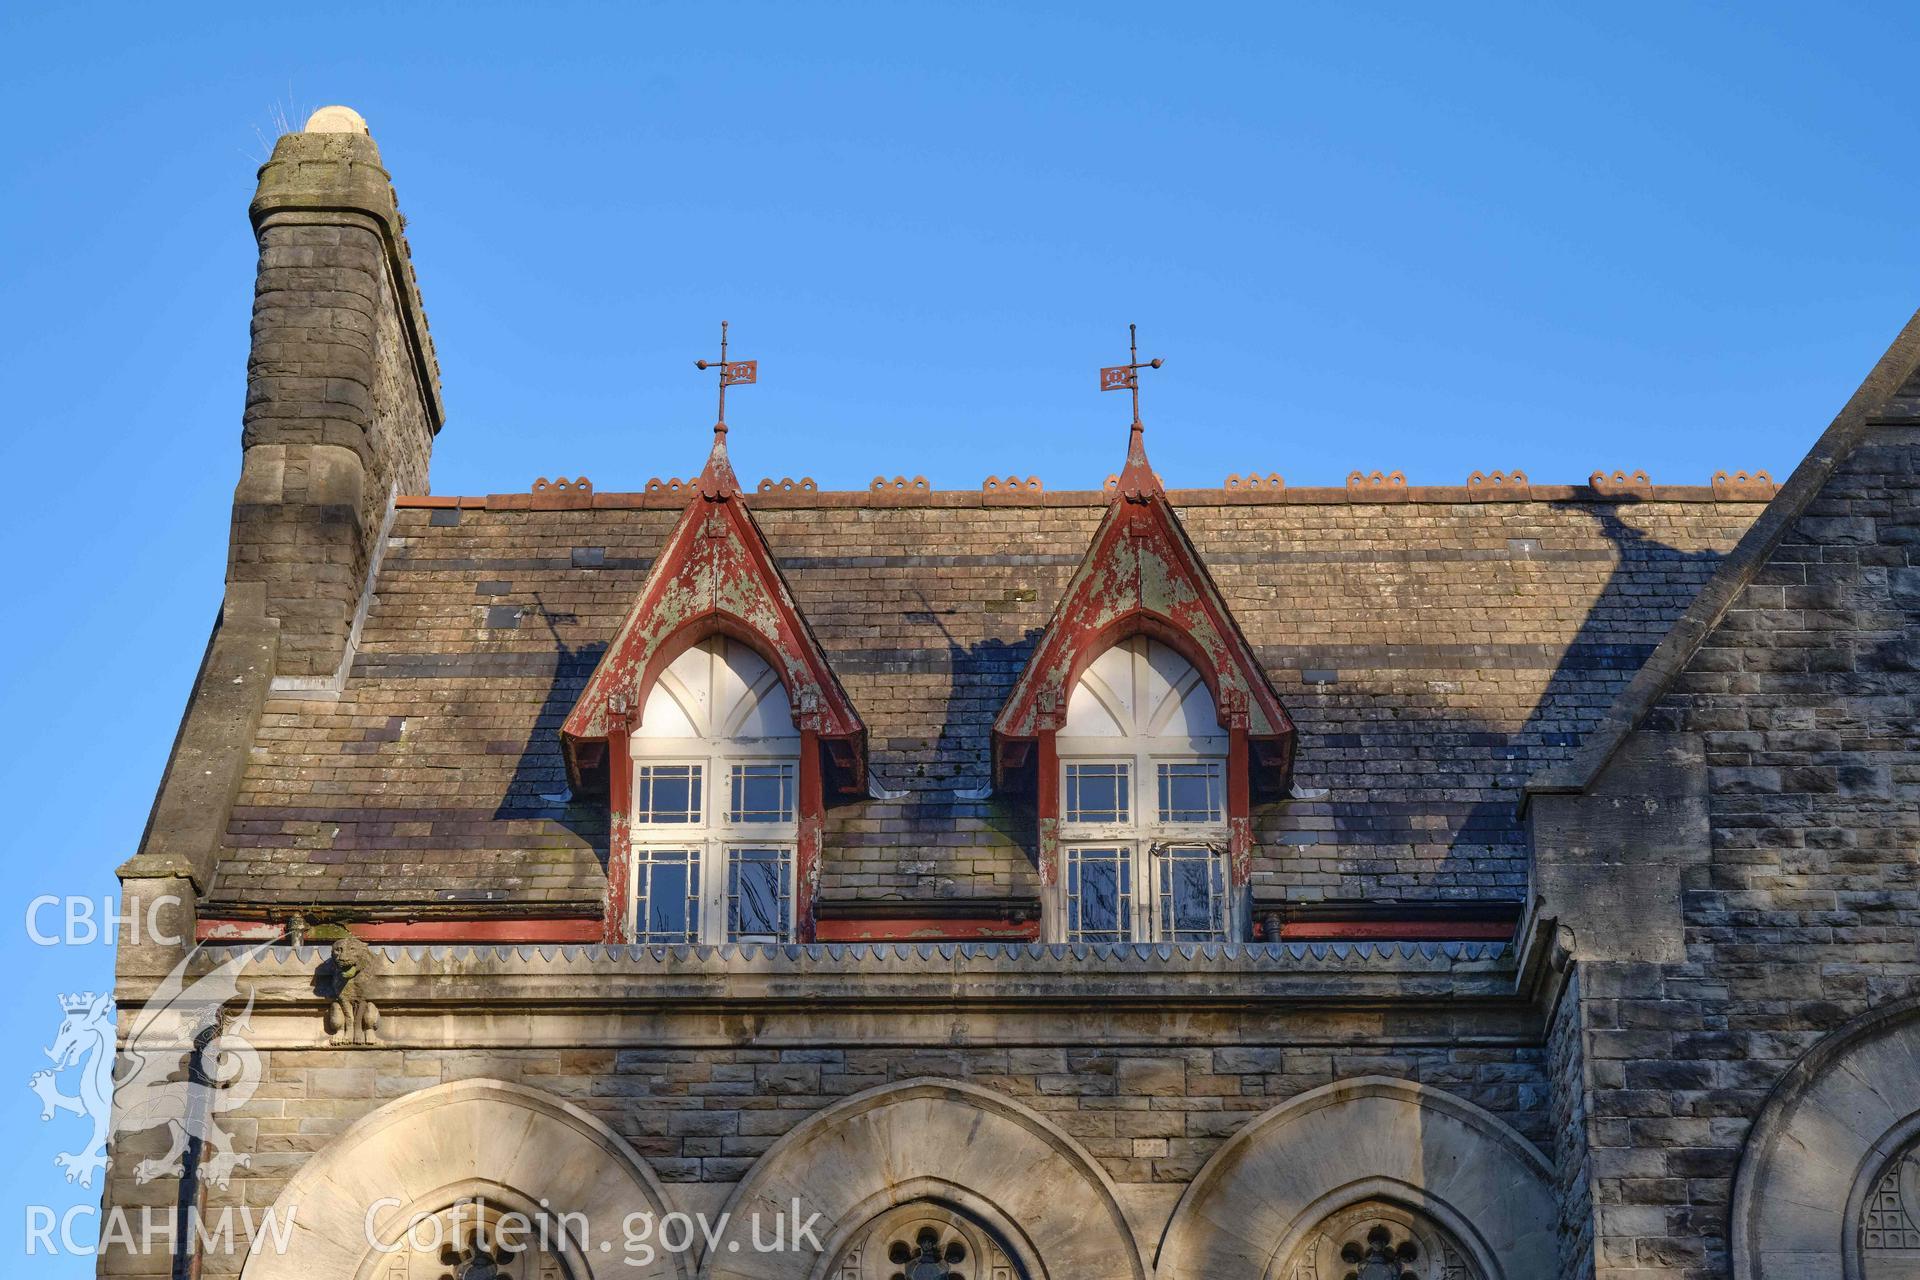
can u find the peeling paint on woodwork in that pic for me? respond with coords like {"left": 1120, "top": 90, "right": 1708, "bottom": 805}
{"left": 798, "top": 808, "right": 824, "bottom": 937}
{"left": 564, "top": 500, "right": 862, "bottom": 749}
{"left": 1229, "top": 814, "right": 1255, "bottom": 883}
{"left": 1135, "top": 543, "right": 1186, "bottom": 615}
{"left": 994, "top": 444, "right": 1294, "bottom": 764}
{"left": 993, "top": 427, "right": 1296, "bottom": 917}
{"left": 565, "top": 432, "right": 868, "bottom": 944}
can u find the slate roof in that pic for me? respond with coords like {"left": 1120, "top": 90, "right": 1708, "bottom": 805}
{"left": 205, "top": 479, "right": 1766, "bottom": 914}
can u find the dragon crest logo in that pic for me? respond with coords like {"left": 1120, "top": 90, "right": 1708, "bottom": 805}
{"left": 31, "top": 944, "right": 267, "bottom": 1190}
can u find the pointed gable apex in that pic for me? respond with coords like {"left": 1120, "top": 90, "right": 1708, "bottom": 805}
{"left": 1526, "top": 303, "right": 1920, "bottom": 806}
{"left": 562, "top": 429, "right": 865, "bottom": 789}
{"left": 993, "top": 421, "right": 1296, "bottom": 787}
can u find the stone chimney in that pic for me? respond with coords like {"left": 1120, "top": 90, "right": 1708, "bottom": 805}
{"left": 230, "top": 105, "right": 444, "bottom": 680}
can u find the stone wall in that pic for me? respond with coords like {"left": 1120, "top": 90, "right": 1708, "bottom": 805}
{"left": 186, "top": 1037, "right": 1549, "bottom": 1278}
{"left": 1549, "top": 967, "right": 1596, "bottom": 1276}
{"left": 228, "top": 121, "right": 441, "bottom": 679}
{"left": 89, "top": 941, "right": 1557, "bottom": 1279}
{"left": 1563, "top": 416, "right": 1920, "bottom": 1277}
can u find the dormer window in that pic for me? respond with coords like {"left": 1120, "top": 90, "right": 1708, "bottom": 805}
{"left": 561, "top": 420, "right": 866, "bottom": 944}
{"left": 1057, "top": 637, "right": 1232, "bottom": 942}
{"left": 992, "top": 409, "right": 1294, "bottom": 946}
{"left": 628, "top": 637, "right": 800, "bottom": 944}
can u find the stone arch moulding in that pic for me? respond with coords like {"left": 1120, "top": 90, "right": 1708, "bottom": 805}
{"left": 238, "top": 1078, "right": 687, "bottom": 1280}
{"left": 1155, "top": 1076, "right": 1558, "bottom": 1280}
{"left": 1731, "top": 995, "right": 1920, "bottom": 1280}
{"left": 809, "top": 1176, "right": 1046, "bottom": 1280}
{"left": 702, "top": 1077, "right": 1149, "bottom": 1280}
{"left": 353, "top": 1179, "right": 573, "bottom": 1280}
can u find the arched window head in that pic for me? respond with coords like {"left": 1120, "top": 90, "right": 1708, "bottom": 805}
{"left": 1279, "top": 1202, "right": 1484, "bottom": 1280}
{"left": 560, "top": 438, "right": 866, "bottom": 945}
{"left": 829, "top": 1201, "right": 1030, "bottom": 1280}
{"left": 1860, "top": 1136, "right": 1920, "bottom": 1275}
{"left": 1055, "top": 636, "right": 1233, "bottom": 944}
{"left": 627, "top": 636, "right": 799, "bottom": 944}
{"left": 354, "top": 1196, "right": 572, "bottom": 1280}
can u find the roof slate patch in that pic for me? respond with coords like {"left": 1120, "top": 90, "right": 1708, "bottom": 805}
{"left": 206, "top": 487, "right": 1764, "bottom": 913}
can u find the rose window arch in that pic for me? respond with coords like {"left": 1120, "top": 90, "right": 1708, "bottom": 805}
{"left": 1277, "top": 1202, "right": 1481, "bottom": 1280}
{"left": 830, "top": 1202, "right": 1029, "bottom": 1280}
{"left": 361, "top": 1198, "right": 572, "bottom": 1280}
{"left": 1859, "top": 1134, "right": 1920, "bottom": 1276}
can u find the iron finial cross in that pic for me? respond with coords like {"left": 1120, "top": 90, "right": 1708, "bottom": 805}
{"left": 1099, "top": 323, "right": 1162, "bottom": 425}
{"left": 694, "top": 320, "right": 757, "bottom": 436}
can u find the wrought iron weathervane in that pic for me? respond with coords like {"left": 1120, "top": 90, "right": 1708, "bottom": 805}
{"left": 695, "top": 320, "right": 758, "bottom": 434}
{"left": 1099, "top": 322, "right": 1162, "bottom": 424}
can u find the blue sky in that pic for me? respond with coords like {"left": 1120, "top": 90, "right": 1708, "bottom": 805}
{"left": 3, "top": 0, "right": 1918, "bottom": 1267}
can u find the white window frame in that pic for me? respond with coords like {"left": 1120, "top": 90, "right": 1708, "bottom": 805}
{"left": 1053, "top": 637, "right": 1235, "bottom": 944}
{"left": 1058, "top": 749, "right": 1231, "bottom": 942}
{"left": 629, "top": 742, "right": 800, "bottom": 944}
{"left": 628, "top": 840, "right": 704, "bottom": 945}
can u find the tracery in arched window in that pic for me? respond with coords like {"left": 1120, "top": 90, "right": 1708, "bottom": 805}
{"left": 1860, "top": 1137, "right": 1920, "bottom": 1275}
{"left": 1055, "top": 635, "right": 1232, "bottom": 943}
{"left": 831, "top": 1202, "right": 1027, "bottom": 1280}
{"left": 365, "top": 1199, "right": 570, "bottom": 1280}
{"left": 1279, "top": 1202, "right": 1482, "bottom": 1280}
{"left": 627, "top": 636, "right": 800, "bottom": 944}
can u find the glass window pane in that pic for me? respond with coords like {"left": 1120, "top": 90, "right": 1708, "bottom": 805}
{"left": 1157, "top": 761, "right": 1223, "bottom": 824}
{"left": 635, "top": 848, "right": 700, "bottom": 943}
{"left": 1064, "top": 763, "right": 1130, "bottom": 824}
{"left": 729, "top": 763, "right": 795, "bottom": 823}
{"left": 1157, "top": 845, "right": 1224, "bottom": 941}
{"left": 1066, "top": 846, "right": 1132, "bottom": 943}
{"left": 727, "top": 847, "right": 791, "bottom": 941}
{"left": 635, "top": 764, "right": 702, "bottom": 824}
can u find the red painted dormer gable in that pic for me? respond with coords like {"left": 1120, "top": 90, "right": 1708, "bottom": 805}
{"left": 562, "top": 427, "right": 866, "bottom": 941}
{"left": 993, "top": 419, "right": 1296, "bottom": 791}
{"left": 562, "top": 428, "right": 866, "bottom": 781}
